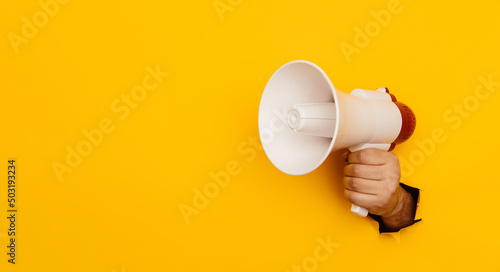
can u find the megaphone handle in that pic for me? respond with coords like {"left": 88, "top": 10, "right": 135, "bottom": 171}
{"left": 348, "top": 143, "right": 392, "bottom": 217}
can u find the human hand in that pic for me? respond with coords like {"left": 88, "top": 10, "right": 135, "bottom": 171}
{"left": 342, "top": 148, "right": 416, "bottom": 230}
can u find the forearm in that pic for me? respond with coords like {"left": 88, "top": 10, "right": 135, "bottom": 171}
{"left": 379, "top": 185, "right": 417, "bottom": 232}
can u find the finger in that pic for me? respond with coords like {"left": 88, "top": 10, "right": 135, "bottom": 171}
{"left": 341, "top": 151, "right": 351, "bottom": 162}
{"left": 344, "top": 189, "right": 378, "bottom": 209}
{"left": 348, "top": 148, "right": 392, "bottom": 165}
{"left": 344, "top": 164, "right": 384, "bottom": 180}
{"left": 343, "top": 176, "right": 381, "bottom": 195}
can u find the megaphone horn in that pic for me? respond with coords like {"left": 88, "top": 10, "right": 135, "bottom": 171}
{"left": 258, "top": 60, "right": 416, "bottom": 217}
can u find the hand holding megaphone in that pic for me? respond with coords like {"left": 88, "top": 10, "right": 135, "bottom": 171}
{"left": 258, "top": 60, "right": 416, "bottom": 217}
{"left": 343, "top": 148, "right": 403, "bottom": 217}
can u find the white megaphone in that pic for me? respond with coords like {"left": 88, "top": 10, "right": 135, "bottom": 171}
{"left": 258, "top": 60, "right": 416, "bottom": 217}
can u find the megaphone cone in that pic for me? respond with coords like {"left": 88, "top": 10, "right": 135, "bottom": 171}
{"left": 258, "top": 60, "right": 416, "bottom": 216}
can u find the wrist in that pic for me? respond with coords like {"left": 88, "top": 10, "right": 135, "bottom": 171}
{"left": 380, "top": 185, "right": 413, "bottom": 231}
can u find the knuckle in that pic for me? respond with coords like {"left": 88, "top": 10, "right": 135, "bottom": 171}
{"left": 387, "top": 183, "right": 398, "bottom": 196}
{"left": 385, "top": 169, "right": 401, "bottom": 183}
{"left": 388, "top": 152, "right": 400, "bottom": 164}
{"left": 357, "top": 150, "right": 366, "bottom": 163}
{"left": 382, "top": 180, "right": 398, "bottom": 198}
{"left": 358, "top": 149, "right": 370, "bottom": 163}
{"left": 352, "top": 164, "right": 362, "bottom": 176}
{"left": 391, "top": 171, "right": 401, "bottom": 183}
{"left": 350, "top": 178, "right": 360, "bottom": 191}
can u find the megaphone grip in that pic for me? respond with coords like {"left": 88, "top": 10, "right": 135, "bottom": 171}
{"left": 351, "top": 204, "right": 369, "bottom": 217}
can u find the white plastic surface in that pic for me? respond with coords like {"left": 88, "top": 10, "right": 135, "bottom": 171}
{"left": 350, "top": 88, "right": 392, "bottom": 101}
{"left": 258, "top": 60, "right": 339, "bottom": 175}
{"left": 288, "top": 103, "right": 336, "bottom": 138}
{"left": 351, "top": 204, "right": 369, "bottom": 217}
{"left": 349, "top": 143, "right": 392, "bottom": 153}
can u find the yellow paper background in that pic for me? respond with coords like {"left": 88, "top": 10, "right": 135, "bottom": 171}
{"left": 1, "top": 0, "right": 500, "bottom": 271}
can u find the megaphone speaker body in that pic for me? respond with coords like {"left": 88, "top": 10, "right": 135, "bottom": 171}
{"left": 258, "top": 60, "right": 416, "bottom": 217}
